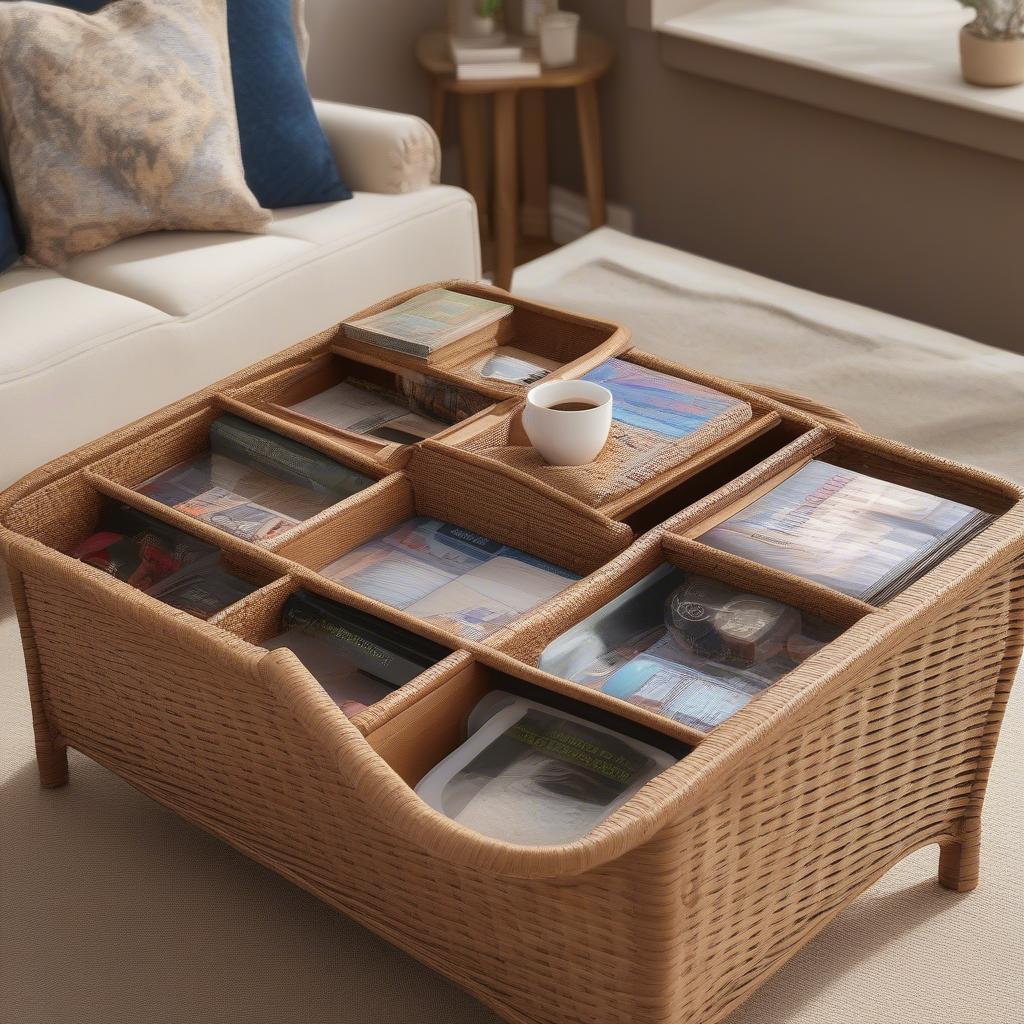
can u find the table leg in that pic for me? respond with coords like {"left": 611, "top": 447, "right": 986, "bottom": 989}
{"left": 575, "top": 80, "right": 606, "bottom": 229}
{"left": 519, "top": 90, "right": 549, "bottom": 240}
{"left": 458, "top": 93, "right": 490, "bottom": 239}
{"left": 493, "top": 89, "right": 518, "bottom": 290}
{"left": 429, "top": 80, "right": 446, "bottom": 141}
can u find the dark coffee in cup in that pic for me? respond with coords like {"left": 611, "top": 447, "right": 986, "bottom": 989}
{"left": 548, "top": 401, "right": 599, "bottom": 412}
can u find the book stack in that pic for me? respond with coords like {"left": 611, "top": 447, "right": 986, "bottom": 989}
{"left": 343, "top": 287, "right": 513, "bottom": 360}
{"left": 450, "top": 35, "right": 541, "bottom": 80}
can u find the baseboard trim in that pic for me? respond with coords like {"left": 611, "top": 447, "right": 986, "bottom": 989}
{"left": 547, "top": 186, "right": 635, "bottom": 245}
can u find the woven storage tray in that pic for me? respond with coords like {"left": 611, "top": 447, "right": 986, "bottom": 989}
{"left": 433, "top": 348, "right": 798, "bottom": 518}
{"left": 3, "top": 283, "right": 1023, "bottom": 1024}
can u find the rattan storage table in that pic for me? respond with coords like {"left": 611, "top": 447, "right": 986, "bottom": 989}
{"left": 3, "top": 282, "right": 1022, "bottom": 1024}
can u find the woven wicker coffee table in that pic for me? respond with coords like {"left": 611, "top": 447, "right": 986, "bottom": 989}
{"left": 3, "top": 281, "right": 1021, "bottom": 1024}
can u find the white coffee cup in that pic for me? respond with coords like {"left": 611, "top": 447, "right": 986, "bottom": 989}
{"left": 521, "top": 379, "right": 613, "bottom": 465}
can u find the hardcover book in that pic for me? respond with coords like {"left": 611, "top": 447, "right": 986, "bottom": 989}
{"left": 343, "top": 288, "right": 513, "bottom": 358}
{"left": 319, "top": 516, "right": 578, "bottom": 641}
{"left": 698, "top": 459, "right": 992, "bottom": 604}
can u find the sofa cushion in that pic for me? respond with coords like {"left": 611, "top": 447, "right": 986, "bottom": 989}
{"left": 52, "top": 0, "right": 344, "bottom": 210}
{"left": 0, "top": 183, "right": 17, "bottom": 273}
{"left": 228, "top": 0, "right": 351, "bottom": 208}
{"left": 0, "top": 265, "right": 168, "bottom": 386}
{"left": 64, "top": 187, "right": 477, "bottom": 317}
{"left": 0, "top": 0, "right": 270, "bottom": 268}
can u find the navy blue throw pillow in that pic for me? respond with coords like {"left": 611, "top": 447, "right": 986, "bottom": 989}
{"left": 228, "top": 0, "right": 351, "bottom": 208}
{"left": 1, "top": 182, "right": 18, "bottom": 273}
{"left": 53, "top": 0, "right": 351, "bottom": 209}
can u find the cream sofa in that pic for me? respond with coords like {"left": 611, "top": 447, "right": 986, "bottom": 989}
{"left": 0, "top": 100, "right": 481, "bottom": 490}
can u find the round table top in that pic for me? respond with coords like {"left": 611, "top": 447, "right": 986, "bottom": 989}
{"left": 415, "top": 29, "right": 612, "bottom": 92}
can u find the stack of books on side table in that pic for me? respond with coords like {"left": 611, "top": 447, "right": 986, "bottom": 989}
{"left": 450, "top": 34, "right": 541, "bottom": 79}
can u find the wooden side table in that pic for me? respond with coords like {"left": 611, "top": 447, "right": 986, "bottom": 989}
{"left": 415, "top": 30, "right": 613, "bottom": 289}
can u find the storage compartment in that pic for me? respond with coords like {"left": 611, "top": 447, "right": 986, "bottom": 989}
{"left": 677, "top": 436, "right": 1016, "bottom": 606}
{"left": 225, "top": 350, "right": 502, "bottom": 466}
{"left": 332, "top": 281, "right": 630, "bottom": 399}
{"left": 3, "top": 481, "right": 281, "bottom": 620}
{"left": 437, "top": 351, "right": 785, "bottom": 516}
{"left": 86, "top": 405, "right": 387, "bottom": 547}
{"left": 526, "top": 534, "right": 868, "bottom": 737}
{"left": 274, "top": 452, "right": 633, "bottom": 644}
{"left": 364, "top": 659, "right": 689, "bottom": 845}
{"left": 209, "top": 577, "right": 457, "bottom": 724}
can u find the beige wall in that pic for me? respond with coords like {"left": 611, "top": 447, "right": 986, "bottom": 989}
{"left": 305, "top": 0, "right": 1023, "bottom": 353}
{"left": 305, "top": 0, "right": 446, "bottom": 120}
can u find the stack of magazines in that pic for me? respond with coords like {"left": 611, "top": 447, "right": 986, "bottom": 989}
{"left": 343, "top": 288, "right": 513, "bottom": 359}
{"left": 698, "top": 459, "right": 992, "bottom": 604}
{"left": 415, "top": 692, "right": 676, "bottom": 845}
{"left": 262, "top": 590, "right": 449, "bottom": 717}
{"left": 139, "top": 414, "right": 375, "bottom": 543}
{"left": 320, "top": 517, "right": 578, "bottom": 641}
{"left": 286, "top": 371, "right": 492, "bottom": 446}
{"left": 70, "top": 503, "right": 258, "bottom": 619}
{"left": 539, "top": 565, "right": 840, "bottom": 732}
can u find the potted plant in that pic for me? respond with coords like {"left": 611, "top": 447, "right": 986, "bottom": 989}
{"left": 958, "top": 0, "right": 1024, "bottom": 86}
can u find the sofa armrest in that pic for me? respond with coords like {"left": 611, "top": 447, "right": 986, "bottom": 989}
{"left": 314, "top": 99, "right": 441, "bottom": 194}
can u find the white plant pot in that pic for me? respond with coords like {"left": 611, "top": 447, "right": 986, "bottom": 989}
{"left": 959, "top": 27, "right": 1024, "bottom": 87}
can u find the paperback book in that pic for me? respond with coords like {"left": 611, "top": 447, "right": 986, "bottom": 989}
{"left": 139, "top": 414, "right": 375, "bottom": 543}
{"left": 539, "top": 565, "right": 840, "bottom": 732}
{"left": 69, "top": 503, "right": 258, "bottom": 618}
{"left": 262, "top": 589, "right": 449, "bottom": 717}
{"left": 415, "top": 693, "right": 676, "bottom": 845}
{"left": 698, "top": 459, "right": 992, "bottom": 604}
{"left": 343, "top": 288, "right": 513, "bottom": 358}
{"left": 319, "top": 516, "right": 578, "bottom": 641}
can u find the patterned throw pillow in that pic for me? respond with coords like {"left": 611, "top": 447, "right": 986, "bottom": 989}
{"left": 0, "top": 0, "right": 270, "bottom": 268}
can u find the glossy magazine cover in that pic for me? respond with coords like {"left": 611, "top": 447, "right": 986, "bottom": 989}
{"left": 320, "top": 517, "right": 578, "bottom": 641}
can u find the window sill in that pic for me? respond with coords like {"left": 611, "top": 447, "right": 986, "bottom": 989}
{"left": 655, "top": 1, "right": 1024, "bottom": 161}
